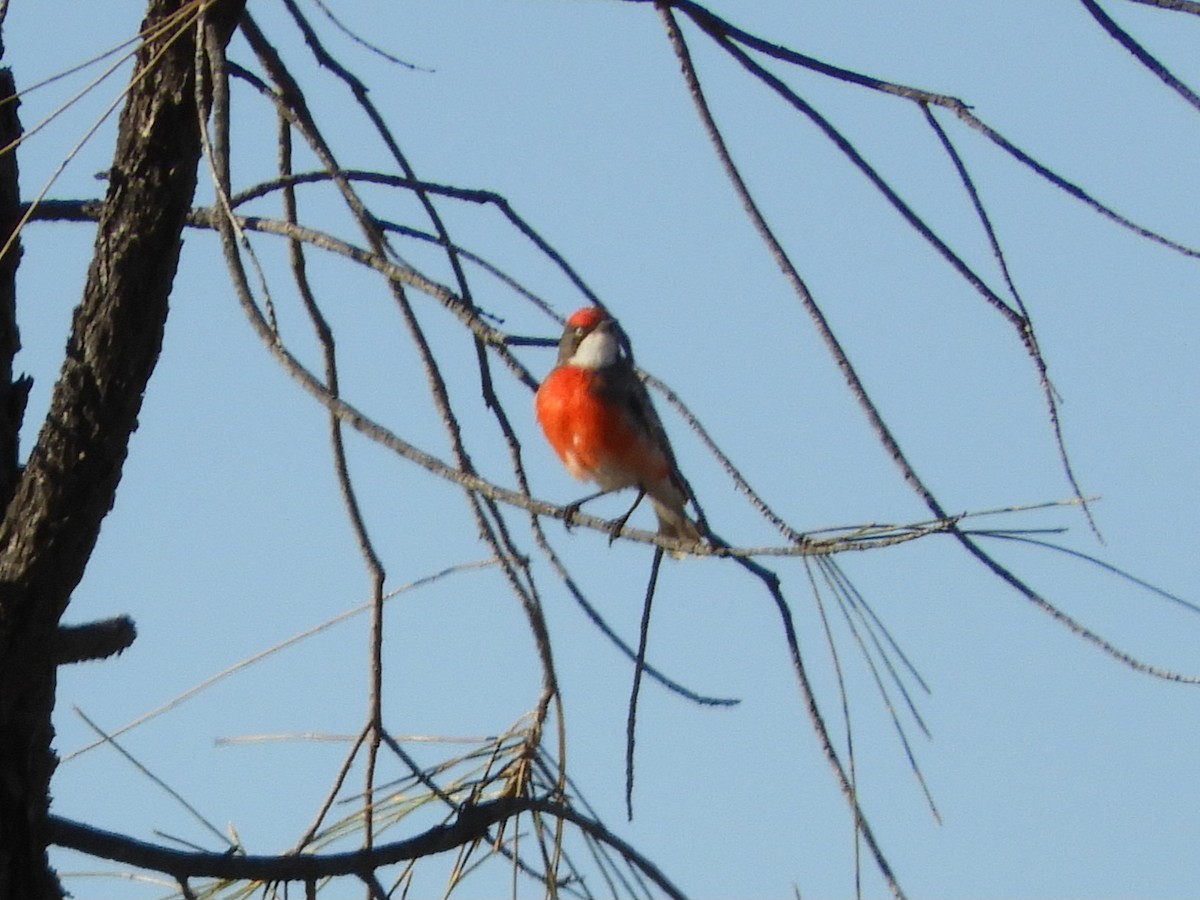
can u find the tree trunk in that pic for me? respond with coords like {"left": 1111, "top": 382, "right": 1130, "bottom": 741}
{"left": 0, "top": 2, "right": 245, "bottom": 896}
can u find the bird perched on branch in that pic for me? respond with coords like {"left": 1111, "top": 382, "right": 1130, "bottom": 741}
{"left": 535, "top": 306, "right": 703, "bottom": 554}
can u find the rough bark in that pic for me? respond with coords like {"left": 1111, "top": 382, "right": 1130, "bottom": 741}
{"left": 0, "top": 2, "right": 245, "bottom": 897}
{"left": 0, "top": 65, "right": 25, "bottom": 511}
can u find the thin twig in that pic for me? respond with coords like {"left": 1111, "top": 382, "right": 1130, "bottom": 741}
{"left": 1081, "top": 0, "right": 1200, "bottom": 112}
{"left": 61, "top": 561, "right": 498, "bottom": 762}
{"left": 919, "top": 103, "right": 1099, "bottom": 538}
{"left": 73, "top": 708, "right": 234, "bottom": 852}
{"left": 625, "top": 547, "right": 665, "bottom": 821}
{"left": 1125, "top": 0, "right": 1200, "bottom": 12}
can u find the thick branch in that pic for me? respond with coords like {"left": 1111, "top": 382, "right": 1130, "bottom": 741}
{"left": 54, "top": 616, "right": 137, "bottom": 665}
{"left": 47, "top": 798, "right": 686, "bottom": 898}
{"left": 48, "top": 804, "right": 512, "bottom": 880}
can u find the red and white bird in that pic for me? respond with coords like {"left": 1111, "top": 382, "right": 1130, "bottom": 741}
{"left": 535, "top": 306, "right": 702, "bottom": 551}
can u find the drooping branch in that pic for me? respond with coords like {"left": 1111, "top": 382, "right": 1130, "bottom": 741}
{"left": 653, "top": 1, "right": 1200, "bottom": 694}
{"left": 663, "top": 0, "right": 1199, "bottom": 259}
{"left": 1125, "top": 0, "right": 1200, "bottom": 12}
{"left": 1082, "top": 0, "right": 1200, "bottom": 112}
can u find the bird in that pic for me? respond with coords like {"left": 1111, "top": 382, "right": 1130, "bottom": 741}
{"left": 535, "top": 306, "right": 703, "bottom": 553}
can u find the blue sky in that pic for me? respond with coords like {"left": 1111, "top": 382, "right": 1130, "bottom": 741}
{"left": 8, "top": 1, "right": 1200, "bottom": 897}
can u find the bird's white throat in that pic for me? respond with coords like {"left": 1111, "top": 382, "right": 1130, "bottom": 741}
{"left": 570, "top": 327, "right": 620, "bottom": 369}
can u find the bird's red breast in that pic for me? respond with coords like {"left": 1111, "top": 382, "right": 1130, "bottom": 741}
{"left": 535, "top": 306, "right": 702, "bottom": 551}
{"left": 535, "top": 364, "right": 671, "bottom": 490}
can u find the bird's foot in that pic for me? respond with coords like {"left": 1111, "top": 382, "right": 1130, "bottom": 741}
{"left": 606, "top": 509, "right": 635, "bottom": 546}
{"left": 562, "top": 501, "right": 583, "bottom": 532}
{"left": 606, "top": 489, "right": 645, "bottom": 546}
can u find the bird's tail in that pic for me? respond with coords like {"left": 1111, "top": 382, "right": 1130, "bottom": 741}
{"left": 649, "top": 488, "right": 703, "bottom": 558}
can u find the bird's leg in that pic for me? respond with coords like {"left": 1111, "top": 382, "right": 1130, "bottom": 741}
{"left": 607, "top": 488, "right": 647, "bottom": 545}
{"left": 562, "top": 487, "right": 615, "bottom": 531}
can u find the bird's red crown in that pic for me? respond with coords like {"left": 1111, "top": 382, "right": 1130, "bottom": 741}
{"left": 565, "top": 306, "right": 608, "bottom": 330}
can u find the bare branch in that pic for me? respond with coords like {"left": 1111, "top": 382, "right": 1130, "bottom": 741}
{"left": 919, "top": 104, "right": 1099, "bottom": 537}
{"left": 1082, "top": 0, "right": 1200, "bottom": 111}
{"left": 47, "top": 799, "right": 688, "bottom": 899}
{"left": 1125, "top": 0, "right": 1200, "bottom": 12}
